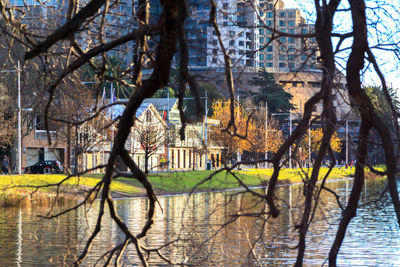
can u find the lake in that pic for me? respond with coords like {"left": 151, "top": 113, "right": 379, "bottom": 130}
{"left": 0, "top": 178, "right": 399, "bottom": 266}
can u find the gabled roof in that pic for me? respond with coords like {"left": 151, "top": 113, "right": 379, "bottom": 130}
{"left": 142, "top": 98, "right": 178, "bottom": 111}
{"left": 111, "top": 102, "right": 154, "bottom": 119}
{"left": 135, "top": 103, "right": 151, "bottom": 118}
{"left": 112, "top": 102, "right": 167, "bottom": 126}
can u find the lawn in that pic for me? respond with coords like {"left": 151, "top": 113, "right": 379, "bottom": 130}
{"left": 107, "top": 166, "right": 358, "bottom": 193}
{"left": 0, "top": 166, "right": 374, "bottom": 204}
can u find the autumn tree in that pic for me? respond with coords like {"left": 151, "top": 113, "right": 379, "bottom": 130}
{"left": 209, "top": 100, "right": 253, "bottom": 164}
{"left": 245, "top": 106, "right": 284, "bottom": 166}
{"left": 293, "top": 128, "right": 342, "bottom": 165}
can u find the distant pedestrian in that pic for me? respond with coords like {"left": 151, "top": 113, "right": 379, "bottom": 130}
{"left": 2, "top": 156, "right": 10, "bottom": 175}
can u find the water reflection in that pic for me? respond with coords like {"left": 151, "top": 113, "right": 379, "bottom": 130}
{"left": 0, "top": 179, "right": 399, "bottom": 266}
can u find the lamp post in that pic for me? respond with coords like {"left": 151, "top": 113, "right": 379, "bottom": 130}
{"left": 346, "top": 120, "right": 349, "bottom": 164}
{"left": 17, "top": 61, "right": 21, "bottom": 174}
{"left": 204, "top": 90, "right": 208, "bottom": 170}
{"left": 265, "top": 101, "right": 268, "bottom": 165}
{"left": 271, "top": 112, "right": 294, "bottom": 168}
{"left": 1, "top": 61, "right": 32, "bottom": 174}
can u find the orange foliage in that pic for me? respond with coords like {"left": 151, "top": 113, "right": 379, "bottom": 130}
{"left": 210, "top": 100, "right": 252, "bottom": 156}
{"left": 296, "top": 128, "right": 342, "bottom": 161}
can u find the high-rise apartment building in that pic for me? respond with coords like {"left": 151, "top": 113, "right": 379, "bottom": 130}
{"left": 182, "top": 0, "right": 318, "bottom": 70}
{"left": 206, "top": 0, "right": 259, "bottom": 68}
{"left": 257, "top": 1, "right": 318, "bottom": 70}
{"left": 6, "top": 0, "right": 135, "bottom": 66}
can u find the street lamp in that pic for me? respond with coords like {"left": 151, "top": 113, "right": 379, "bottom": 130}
{"left": 271, "top": 112, "right": 293, "bottom": 168}
{"left": 1, "top": 61, "right": 32, "bottom": 174}
{"left": 345, "top": 120, "right": 360, "bottom": 165}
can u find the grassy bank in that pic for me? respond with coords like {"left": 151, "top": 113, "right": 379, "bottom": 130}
{"left": 0, "top": 174, "right": 142, "bottom": 207}
{"left": 106, "top": 166, "right": 359, "bottom": 193}
{"left": 0, "top": 166, "right": 381, "bottom": 206}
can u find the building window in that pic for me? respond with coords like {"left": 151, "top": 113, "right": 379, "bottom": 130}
{"left": 266, "top": 53, "right": 273, "bottom": 60}
{"left": 239, "top": 40, "right": 244, "bottom": 46}
{"left": 279, "top": 11, "right": 286, "bottom": 18}
{"left": 146, "top": 110, "right": 152, "bottom": 122}
{"left": 229, "top": 40, "right": 235, "bottom": 46}
{"left": 183, "top": 150, "right": 186, "bottom": 168}
{"left": 35, "top": 115, "right": 45, "bottom": 130}
{"left": 259, "top": 54, "right": 264, "bottom": 60}
{"left": 288, "top": 20, "right": 295, "bottom": 27}
{"left": 266, "top": 46, "right": 273, "bottom": 52}
{"left": 279, "top": 20, "right": 286, "bottom": 27}
{"left": 279, "top": 62, "right": 286, "bottom": 68}
{"left": 172, "top": 150, "right": 175, "bottom": 168}
{"left": 259, "top": 62, "right": 264, "bottom": 67}
{"left": 260, "top": 37, "right": 264, "bottom": 43}
{"left": 259, "top": 29, "right": 264, "bottom": 35}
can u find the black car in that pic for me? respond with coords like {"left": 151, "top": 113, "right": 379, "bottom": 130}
{"left": 24, "top": 160, "right": 64, "bottom": 174}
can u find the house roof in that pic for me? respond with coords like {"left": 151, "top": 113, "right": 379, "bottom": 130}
{"left": 111, "top": 102, "right": 152, "bottom": 118}
{"left": 142, "top": 98, "right": 177, "bottom": 111}
{"left": 135, "top": 103, "right": 151, "bottom": 118}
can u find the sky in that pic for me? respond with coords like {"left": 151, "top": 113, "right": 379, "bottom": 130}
{"left": 282, "top": 0, "right": 400, "bottom": 91}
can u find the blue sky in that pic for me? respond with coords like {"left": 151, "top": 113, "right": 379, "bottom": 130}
{"left": 283, "top": 0, "right": 400, "bottom": 90}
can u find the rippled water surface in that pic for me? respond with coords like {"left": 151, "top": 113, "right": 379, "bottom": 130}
{"left": 0, "top": 178, "right": 399, "bottom": 266}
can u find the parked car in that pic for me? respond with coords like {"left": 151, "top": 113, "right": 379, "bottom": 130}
{"left": 24, "top": 160, "right": 64, "bottom": 174}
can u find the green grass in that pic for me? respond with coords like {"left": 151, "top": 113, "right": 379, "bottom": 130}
{"left": 0, "top": 165, "right": 382, "bottom": 205}
{"left": 113, "top": 170, "right": 263, "bottom": 192}
{"left": 107, "top": 166, "right": 362, "bottom": 193}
